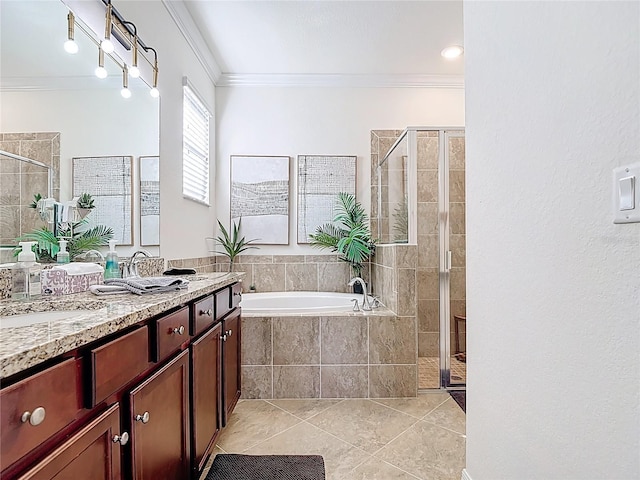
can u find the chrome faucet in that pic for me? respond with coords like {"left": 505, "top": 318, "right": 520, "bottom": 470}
{"left": 124, "top": 250, "right": 152, "bottom": 278}
{"left": 348, "top": 277, "right": 372, "bottom": 311}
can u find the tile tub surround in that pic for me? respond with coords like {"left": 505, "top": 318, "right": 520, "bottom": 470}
{"left": 0, "top": 272, "right": 243, "bottom": 379}
{"left": 211, "top": 254, "right": 363, "bottom": 294}
{"left": 241, "top": 310, "right": 417, "bottom": 399}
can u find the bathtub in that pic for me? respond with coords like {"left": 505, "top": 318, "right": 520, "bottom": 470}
{"left": 240, "top": 291, "right": 372, "bottom": 314}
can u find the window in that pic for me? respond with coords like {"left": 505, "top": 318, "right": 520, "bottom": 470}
{"left": 182, "top": 80, "right": 211, "bottom": 205}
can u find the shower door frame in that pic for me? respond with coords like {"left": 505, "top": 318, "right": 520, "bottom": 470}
{"left": 439, "top": 129, "right": 466, "bottom": 389}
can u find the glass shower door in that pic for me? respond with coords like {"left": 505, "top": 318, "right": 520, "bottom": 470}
{"left": 443, "top": 131, "right": 466, "bottom": 387}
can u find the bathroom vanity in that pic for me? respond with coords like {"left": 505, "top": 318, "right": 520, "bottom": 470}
{"left": 0, "top": 273, "right": 243, "bottom": 480}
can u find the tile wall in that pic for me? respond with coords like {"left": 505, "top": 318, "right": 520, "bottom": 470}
{"left": 0, "top": 132, "right": 60, "bottom": 248}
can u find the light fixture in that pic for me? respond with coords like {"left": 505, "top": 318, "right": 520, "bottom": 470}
{"left": 101, "top": 2, "right": 115, "bottom": 53}
{"left": 145, "top": 46, "right": 160, "bottom": 98}
{"left": 121, "top": 66, "right": 131, "bottom": 98}
{"left": 441, "top": 45, "right": 464, "bottom": 59}
{"left": 121, "top": 21, "right": 140, "bottom": 78}
{"left": 64, "top": 12, "right": 79, "bottom": 54}
{"left": 95, "top": 49, "right": 108, "bottom": 79}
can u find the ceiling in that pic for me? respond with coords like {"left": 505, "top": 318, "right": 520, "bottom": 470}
{"left": 180, "top": 0, "right": 464, "bottom": 86}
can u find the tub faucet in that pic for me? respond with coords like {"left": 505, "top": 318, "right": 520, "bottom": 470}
{"left": 348, "top": 277, "right": 372, "bottom": 311}
{"left": 124, "top": 250, "right": 152, "bottom": 278}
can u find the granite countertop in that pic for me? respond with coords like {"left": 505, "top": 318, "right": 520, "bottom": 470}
{"left": 0, "top": 272, "right": 244, "bottom": 380}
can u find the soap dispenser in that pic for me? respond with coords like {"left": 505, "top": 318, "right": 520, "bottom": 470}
{"left": 56, "top": 239, "right": 70, "bottom": 264}
{"left": 12, "top": 241, "right": 42, "bottom": 300}
{"left": 104, "top": 240, "right": 120, "bottom": 279}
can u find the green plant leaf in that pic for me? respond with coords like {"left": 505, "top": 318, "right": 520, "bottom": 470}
{"left": 214, "top": 218, "right": 259, "bottom": 263}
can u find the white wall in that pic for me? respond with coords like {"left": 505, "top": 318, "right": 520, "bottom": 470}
{"left": 1, "top": 89, "right": 159, "bottom": 257}
{"left": 464, "top": 2, "right": 639, "bottom": 479}
{"left": 216, "top": 86, "right": 464, "bottom": 254}
{"left": 115, "top": 1, "right": 217, "bottom": 261}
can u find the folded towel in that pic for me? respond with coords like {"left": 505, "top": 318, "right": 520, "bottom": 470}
{"left": 53, "top": 262, "right": 104, "bottom": 275}
{"left": 89, "top": 284, "right": 131, "bottom": 296}
{"left": 104, "top": 276, "right": 189, "bottom": 295}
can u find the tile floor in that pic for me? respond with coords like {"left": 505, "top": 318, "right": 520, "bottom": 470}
{"left": 418, "top": 357, "right": 467, "bottom": 389}
{"left": 200, "top": 392, "right": 465, "bottom": 480}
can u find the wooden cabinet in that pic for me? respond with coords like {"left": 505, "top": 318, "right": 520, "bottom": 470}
{"left": 1, "top": 281, "right": 241, "bottom": 480}
{"left": 0, "top": 358, "right": 83, "bottom": 469}
{"left": 190, "top": 321, "right": 222, "bottom": 474}
{"left": 18, "top": 403, "right": 123, "bottom": 480}
{"left": 154, "top": 306, "right": 189, "bottom": 362}
{"left": 128, "top": 349, "right": 190, "bottom": 480}
{"left": 90, "top": 326, "right": 150, "bottom": 407}
{"left": 222, "top": 309, "right": 241, "bottom": 426}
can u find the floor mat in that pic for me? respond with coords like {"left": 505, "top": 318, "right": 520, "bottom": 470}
{"left": 206, "top": 454, "right": 325, "bottom": 480}
{"left": 450, "top": 390, "right": 466, "bottom": 413}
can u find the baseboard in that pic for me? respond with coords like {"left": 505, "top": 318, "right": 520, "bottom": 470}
{"left": 461, "top": 468, "right": 473, "bottom": 480}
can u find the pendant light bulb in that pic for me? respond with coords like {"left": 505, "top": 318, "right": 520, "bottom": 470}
{"left": 64, "top": 12, "right": 78, "bottom": 54}
{"left": 149, "top": 87, "right": 159, "bottom": 98}
{"left": 64, "top": 40, "right": 79, "bottom": 54}
{"left": 121, "top": 87, "right": 132, "bottom": 98}
{"left": 95, "top": 66, "right": 108, "bottom": 79}
{"left": 101, "top": 39, "right": 114, "bottom": 54}
{"left": 129, "top": 65, "right": 140, "bottom": 79}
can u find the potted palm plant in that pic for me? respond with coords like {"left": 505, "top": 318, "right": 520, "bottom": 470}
{"left": 212, "top": 218, "right": 259, "bottom": 272}
{"left": 309, "top": 192, "right": 377, "bottom": 286}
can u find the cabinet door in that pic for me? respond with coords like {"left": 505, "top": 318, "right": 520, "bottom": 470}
{"left": 190, "top": 322, "right": 222, "bottom": 474}
{"left": 222, "top": 309, "right": 241, "bottom": 426}
{"left": 128, "top": 350, "right": 190, "bottom": 480}
{"left": 18, "top": 403, "right": 123, "bottom": 480}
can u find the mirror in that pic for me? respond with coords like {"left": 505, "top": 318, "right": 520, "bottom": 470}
{"left": 0, "top": 0, "right": 159, "bottom": 256}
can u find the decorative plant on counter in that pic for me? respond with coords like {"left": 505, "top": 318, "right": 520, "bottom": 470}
{"left": 308, "top": 192, "right": 377, "bottom": 279}
{"left": 76, "top": 192, "right": 95, "bottom": 219}
{"left": 211, "top": 218, "right": 259, "bottom": 272}
{"left": 15, "top": 220, "right": 113, "bottom": 262}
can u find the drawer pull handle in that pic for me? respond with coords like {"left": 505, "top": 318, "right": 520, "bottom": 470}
{"left": 200, "top": 309, "right": 212, "bottom": 317}
{"left": 21, "top": 407, "right": 46, "bottom": 426}
{"left": 233, "top": 292, "right": 241, "bottom": 297}
{"left": 221, "top": 334, "right": 227, "bottom": 342}
{"left": 135, "top": 411, "right": 150, "bottom": 424}
{"left": 112, "top": 432, "right": 129, "bottom": 445}
{"left": 226, "top": 329, "right": 233, "bottom": 337}
{"left": 172, "top": 325, "right": 185, "bottom": 335}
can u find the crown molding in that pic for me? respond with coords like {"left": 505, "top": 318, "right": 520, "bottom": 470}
{"left": 217, "top": 73, "right": 464, "bottom": 88}
{"left": 162, "top": 0, "right": 222, "bottom": 85}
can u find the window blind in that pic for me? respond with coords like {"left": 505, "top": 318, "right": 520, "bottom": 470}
{"left": 182, "top": 83, "right": 210, "bottom": 205}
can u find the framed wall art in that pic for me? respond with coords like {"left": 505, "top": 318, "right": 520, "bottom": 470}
{"left": 297, "top": 155, "right": 356, "bottom": 243}
{"left": 139, "top": 155, "right": 160, "bottom": 246}
{"left": 72, "top": 155, "right": 133, "bottom": 245}
{"left": 230, "top": 155, "right": 290, "bottom": 245}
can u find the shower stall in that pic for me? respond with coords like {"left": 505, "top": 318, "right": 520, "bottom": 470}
{"left": 373, "top": 127, "right": 466, "bottom": 389}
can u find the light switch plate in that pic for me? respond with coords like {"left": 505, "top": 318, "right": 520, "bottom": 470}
{"left": 613, "top": 162, "right": 640, "bottom": 224}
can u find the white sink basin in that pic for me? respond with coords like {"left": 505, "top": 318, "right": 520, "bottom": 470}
{"left": 0, "top": 310, "right": 96, "bottom": 328}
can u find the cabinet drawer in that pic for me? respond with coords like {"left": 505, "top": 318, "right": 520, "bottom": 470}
{"left": 192, "top": 295, "right": 214, "bottom": 336}
{"left": 1, "top": 358, "right": 82, "bottom": 470}
{"left": 154, "top": 306, "right": 189, "bottom": 362}
{"left": 90, "top": 326, "right": 149, "bottom": 407}
{"left": 215, "top": 288, "right": 231, "bottom": 320}
{"left": 231, "top": 283, "right": 242, "bottom": 309}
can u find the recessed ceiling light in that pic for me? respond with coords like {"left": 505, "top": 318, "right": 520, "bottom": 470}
{"left": 441, "top": 45, "right": 464, "bottom": 59}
